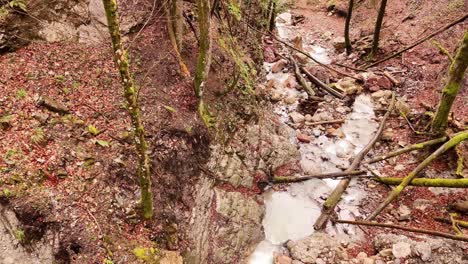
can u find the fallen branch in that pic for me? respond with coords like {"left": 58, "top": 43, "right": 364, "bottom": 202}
{"left": 291, "top": 56, "right": 317, "bottom": 97}
{"left": 366, "top": 136, "right": 447, "bottom": 163}
{"left": 305, "top": 119, "right": 345, "bottom": 126}
{"left": 273, "top": 170, "right": 366, "bottom": 183}
{"left": 301, "top": 67, "right": 345, "bottom": 99}
{"left": 314, "top": 92, "right": 396, "bottom": 230}
{"left": 374, "top": 177, "right": 468, "bottom": 188}
{"left": 333, "top": 219, "right": 468, "bottom": 242}
{"left": 367, "top": 130, "right": 468, "bottom": 220}
{"left": 365, "top": 14, "right": 468, "bottom": 69}
{"left": 434, "top": 217, "right": 468, "bottom": 229}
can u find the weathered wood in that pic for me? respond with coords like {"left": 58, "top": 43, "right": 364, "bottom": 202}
{"left": 273, "top": 170, "right": 366, "bottom": 183}
{"left": 301, "top": 67, "right": 345, "bottom": 99}
{"left": 374, "top": 177, "right": 468, "bottom": 188}
{"left": 368, "top": 130, "right": 468, "bottom": 220}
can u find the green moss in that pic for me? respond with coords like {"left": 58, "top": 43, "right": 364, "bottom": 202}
{"left": 133, "top": 247, "right": 160, "bottom": 264}
{"left": 447, "top": 0, "right": 464, "bottom": 11}
{"left": 15, "top": 89, "right": 27, "bottom": 99}
{"left": 14, "top": 229, "right": 25, "bottom": 242}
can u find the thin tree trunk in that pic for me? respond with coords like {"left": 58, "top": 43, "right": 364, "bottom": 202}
{"left": 102, "top": 0, "right": 153, "bottom": 219}
{"left": 368, "top": 130, "right": 468, "bottom": 220}
{"left": 370, "top": 0, "right": 388, "bottom": 57}
{"left": 166, "top": 0, "right": 190, "bottom": 78}
{"left": 431, "top": 32, "right": 468, "bottom": 135}
{"left": 344, "top": 0, "right": 354, "bottom": 54}
{"left": 268, "top": 0, "right": 277, "bottom": 32}
{"left": 194, "top": 0, "right": 213, "bottom": 127}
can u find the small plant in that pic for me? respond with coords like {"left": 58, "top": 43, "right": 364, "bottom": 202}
{"left": 16, "top": 89, "right": 27, "bottom": 99}
{"left": 54, "top": 75, "right": 66, "bottom": 83}
{"left": 8, "top": 0, "right": 27, "bottom": 12}
{"left": 14, "top": 229, "right": 25, "bottom": 242}
{"left": 30, "top": 127, "right": 47, "bottom": 145}
{"left": 227, "top": 1, "right": 241, "bottom": 21}
{"left": 88, "top": 125, "right": 100, "bottom": 136}
{"left": 5, "top": 149, "right": 17, "bottom": 160}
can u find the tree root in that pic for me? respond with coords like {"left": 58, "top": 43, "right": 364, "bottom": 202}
{"left": 313, "top": 92, "right": 396, "bottom": 230}
{"left": 333, "top": 219, "right": 468, "bottom": 242}
{"left": 366, "top": 136, "right": 447, "bottom": 163}
{"left": 367, "top": 130, "right": 468, "bottom": 220}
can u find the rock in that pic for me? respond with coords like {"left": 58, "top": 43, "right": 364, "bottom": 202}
{"left": 312, "top": 129, "right": 322, "bottom": 137}
{"left": 357, "top": 252, "right": 368, "bottom": 259}
{"left": 413, "top": 243, "right": 431, "bottom": 261}
{"left": 363, "top": 258, "right": 375, "bottom": 264}
{"left": 300, "top": 159, "right": 320, "bottom": 175}
{"left": 315, "top": 258, "right": 326, "bottom": 264}
{"left": 275, "top": 255, "right": 293, "bottom": 264}
{"left": 392, "top": 242, "right": 412, "bottom": 259}
{"left": 293, "top": 53, "right": 309, "bottom": 64}
{"left": 271, "top": 89, "right": 285, "bottom": 102}
{"left": 287, "top": 233, "right": 346, "bottom": 263}
{"left": 264, "top": 46, "right": 277, "bottom": 63}
{"left": 395, "top": 99, "right": 411, "bottom": 117}
{"left": 305, "top": 114, "right": 313, "bottom": 122}
{"left": 364, "top": 75, "right": 392, "bottom": 91}
{"left": 285, "top": 74, "right": 298, "bottom": 88}
{"left": 378, "top": 249, "right": 393, "bottom": 257}
{"left": 397, "top": 205, "right": 411, "bottom": 221}
{"left": 33, "top": 112, "right": 49, "bottom": 124}
{"left": 272, "top": 59, "right": 288, "bottom": 73}
{"left": 381, "top": 129, "right": 394, "bottom": 141}
{"left": 160, "top": 250, "right": 183, "bottom": 264}
{"left": 322, "top": 31, "right": 333, "bottom": 40}
{"left": 284, "top": 96, "right": 297, "bottom": 104}
{"left": 289, "top": 112, "right": 305, "bottom": 124}
{"left": 297, "top": 133, "right": 312, "bottom": 143}
{"left": 332, "top": 36, "right": 346, "bottom": 51}
{"left": 311, "top": 112, "right": 333, "bottom": 122}
{"left": 38, "top": 95, "right": 69, "bottom": 113}
{"left": 413, "top": 199, "right": 432, "bottom": 211}
{"left": 371, "top": 90, "right": 392, "bottom": 100}
{"left": 394, "top": 164, "right": 405, "bottom": 171}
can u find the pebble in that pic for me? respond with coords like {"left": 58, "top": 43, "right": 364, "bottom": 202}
{"left": 394, "top": 164, "right": 405, "bottom": 171}
{"left": 312, "top": 129, "right": 322, "bottom": 137}
{"left": 272, "top": 59, "right": 289, "bottom": 73}
{"left": 297, "top": 133, "right": 312, "bottom": 143}
{"left": 357, "top": 252, "right": 368, "bottom": 259}
{"left": 289, "top": 112, "right": 305, "bottom": 124}
{"left": 363, "top": 258, "right": 375, "bottom": 264}
{"left": 413, "top": 243, "right": 431, "bottom": 261}
{"left": 392, "top": 242, "right": 412, "bottom": 259}
{"left": 397, "top": 205, "right": 411, "bottom": 221}
{"left": 378, "top": 249, "right": 393, "bottom": 257}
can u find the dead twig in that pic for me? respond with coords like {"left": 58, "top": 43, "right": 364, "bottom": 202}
{"left": 273, "top": 170, "right": 366, "bottom": 183}
{"left": 367, "top": 130, "right": 468, "bottom": 220}
{"left": 373, "top": 177, "right": 468, "bottom": 188}
{"left": 306, "top": 119, "right": 345, "bottom": 126}
{"left": 314, "top": 92, "right": 396, "bottom": 230}
{"left": 366, "top": 136, "right": 447, "bottom": 163}
{"left": 365, "top": 14, "right": 468, "bottom": 69}
{"left": 333, "top": 219, "right": 468, "bottom": 242}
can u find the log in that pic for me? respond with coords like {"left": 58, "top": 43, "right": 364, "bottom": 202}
{"left": 366, "top": 136, "right": 447, "bottom": 163}
{"left": 367, "top": 130, "right": 468, "bottom": 220}
{"left": 273, "top": 170, "right": 366, "bottom": 183}
{"left": 374, "top": 177, "right": 468, "bottom": 188}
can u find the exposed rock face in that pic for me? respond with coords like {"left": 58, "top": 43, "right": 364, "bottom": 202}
{"left": 287, "top": 232, "right": 348, "bottom": 263}
{"left": 187, "top": 113, "right": 300, "bottom": 263}
{"left": 0, "top": 0, "right": 148, "bottom": 51}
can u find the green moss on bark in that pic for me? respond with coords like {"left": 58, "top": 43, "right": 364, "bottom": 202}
{"left": 102, "top": 0, "right": 153, "bottom": 219}
{"left": 432, "top": 32, "right": 468, "bottom": 135}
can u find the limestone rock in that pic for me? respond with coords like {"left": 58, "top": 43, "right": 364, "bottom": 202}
{"left": 289, "top": 112, "right": 305, "bottom": 124}
{"left": 272, "top": 59, "right": 289, "bottom": 73}
{"left": 287, "top": 233, "right": 346, "bottom": 263}
{"left": 332, "top": 36, "right": 346, "bottom": 51}
{"left": 392, "top": 241, "right": 412, "bottom": 259}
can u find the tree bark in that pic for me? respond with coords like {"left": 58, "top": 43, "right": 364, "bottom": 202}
{"left": 344, "top": 0, "right": 354, "bottom": 54}
{"left": 166, "top": 0, "right": 190, "bottom": 78}
{"left": 370, "top": 0, "right": 388, "bottom": 57}
{"left": 102, "top": 0, "right": 153, "bottom": 219}
{"left": 368, "top": 130, "right": 468, "bottom": 220}
{"left": 431, "top": 32, "right": 468, "bottom": 135}
{"left": 194, "top": 0, "right": 214, "bottom": 127}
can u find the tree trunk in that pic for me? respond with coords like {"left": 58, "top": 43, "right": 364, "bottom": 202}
{"left": 268, "top": 0, "right": 277, "bottom": 32}
{"left": 431, "top": 32, "right": 468, "bottom": 134}
{"left": 166, "top": 0, "right": 190, "bottom": 78}
{"left": 102, "top": 0, "right": 153, "bottom": 219}
{"left": 370, "top": 0, "right": 387, "bottom": 57}
{"left": 194, "top": 0, "right": 213, "bottom": 127}
{"left": 344, "top": 0, "right": 354, "bottom": 54}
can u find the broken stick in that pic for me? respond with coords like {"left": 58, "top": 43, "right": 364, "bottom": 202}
{"left": 367, "top": 130, "right": 468, "bottom": 220}
{"left": 314, "top": 92, "right": 396, "bottom": 230}
{"left": 366, "top": 136, "right": 447, "bottom": 163}
{"left": 333, "top": 219, "right": 468, "bottom": 242}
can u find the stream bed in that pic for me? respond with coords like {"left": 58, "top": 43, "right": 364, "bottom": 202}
{"left": 249, "top": 11, "right": 379, "bottom": 263}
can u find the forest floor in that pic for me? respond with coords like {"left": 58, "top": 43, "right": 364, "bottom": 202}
{"left": 0, "top": 0, "right": 467, "bottom": 263}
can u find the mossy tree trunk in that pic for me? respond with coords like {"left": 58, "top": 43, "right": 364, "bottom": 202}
{"left": 268, "top": 0, "right": 277, "bottom": 32}
{"left": 194, "top": 0, "right": 214, "bottom": 127}
{"left": 102, "top": 0, "right": 153, "bottom": 219}
{"left": 431, "top": 32, "right": 468, "bottom": 135}
{"left": 370, "top": 0, "right": 387, "bottom": 57}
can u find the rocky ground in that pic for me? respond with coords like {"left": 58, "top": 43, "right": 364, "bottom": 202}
{"left": 0, "top": 0, "right": 467, "bottom": 263}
